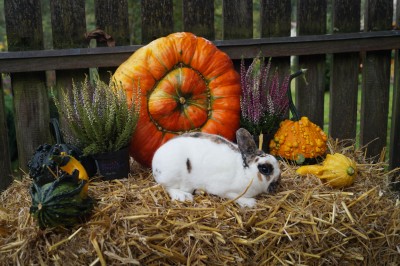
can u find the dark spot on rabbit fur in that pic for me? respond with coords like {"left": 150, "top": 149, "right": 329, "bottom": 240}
{"left": 182, "top": 132, "right": 239, "bottom": 152}
{"left": 186, "top": 158, "right": 192, "bottom": 173}
{"left": 243, "top": 151, "right": 266, "bottom": 167}
{"left": 187, "top": 132, "right": 202, "bottom": 138}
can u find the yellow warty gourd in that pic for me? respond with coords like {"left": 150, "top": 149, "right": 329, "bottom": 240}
{"left": 296, "top": 153, "right": 357, "bottom": 188}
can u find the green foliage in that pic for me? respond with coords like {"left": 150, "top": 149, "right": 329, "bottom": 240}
{"left": 52, "top": 76, "right": 140, "bottom": 156}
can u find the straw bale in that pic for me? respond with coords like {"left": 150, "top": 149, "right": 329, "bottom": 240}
{"left": 1, "top": 140, "right": 399, "bottom": 265}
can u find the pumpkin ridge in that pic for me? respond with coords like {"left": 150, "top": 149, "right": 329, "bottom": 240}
{"left": 182, "top": 107, "right": 196, "bottom": 129}
{"left": 44, "top": 203, "right": 92, "bottom": 216}
{"left": 152, "top": 52, "right": 171, "bottom": 73}
{"left": 204, "top": 72, "right": 226, "bottom": 83}
{"left": 41, "top": 181, "right": 57, "bottom": 203}
{"left": 146, "top": 63, "right": 206, "bottom": 99}
{"left": 41, "top": 211, "right": 55, "bottom": 228}
{"left": 186, "top": 98, "right": 209, "bottom": 109}
{"left": 148, "top": 119, "right": 206, "bottom": 135}
{"left": 41, "top": 180, "right": 87, "bottom": 204}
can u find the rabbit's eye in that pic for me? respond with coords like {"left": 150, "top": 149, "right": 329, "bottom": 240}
{"left": 258, "top": 163, "right": 273, "bottom": 176}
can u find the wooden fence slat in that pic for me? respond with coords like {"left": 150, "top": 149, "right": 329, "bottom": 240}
{"left": 4, "top": 1, "right": 43, "bottom": 52}
{"left": 95, "top": 0, "right": 130, "bottom": 81}
{"left": 260, "top": 0, "right": 291, "bottom": 97}
{"left": 261, "top": 0, "right": 291, "bottom": 38}
{"left": 50, "top": 0, "right": 89, "bottom": 110}
{"left": 389, "top": 0, "right": 400, "bottom": 170}
{"left": 0, "top": 77, "right": 13, "bottom": 191}
{"left": 329, "top": 0, "right": 361, "bottom": 140}
{"left": 360, "top": 0, "right": 393, "bottom": 160}
{"left": 50, "top": 0, "right": 87, "bottom": 49}
{"left": 141, "top": 0, "right": 174, "bottom": 44}
{"left": 222, "top": 0, "right": 253, "bottom": 40}
{"left": 296, "top": 0, "right": 327, "bottom": 128}
{"left": 183, "top": 0, "right": 215, "bottom": 40}
{"left": 4, "top": 0, "right": 50, "bottom": 171}
{"left": 95, "top": 0, "right": 130, "bottom": 46}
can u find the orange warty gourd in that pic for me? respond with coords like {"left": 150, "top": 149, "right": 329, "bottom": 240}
{"left": 113, "top": 32, "right": 241, "bottom": 167}
{"left": 269, "top": 116, "right": 328, "bottom": 161}
{"left": 268, "top": 69, "right": 328, "bottom": 162}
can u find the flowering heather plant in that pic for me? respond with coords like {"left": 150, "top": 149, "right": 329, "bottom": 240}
{"left": 52, "top": 75, "right": 140, "bottom": 155}
{"left": 240, "top": 56, "right": 290, "bottom": 136}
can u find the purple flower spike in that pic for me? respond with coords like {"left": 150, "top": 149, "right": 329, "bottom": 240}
{"left": 240, "top": 55, "right": 291, "bottom": 136}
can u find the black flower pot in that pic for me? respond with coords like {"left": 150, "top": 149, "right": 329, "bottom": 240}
{"left": 93, "top": 146, "right": 130, "bottom": 180}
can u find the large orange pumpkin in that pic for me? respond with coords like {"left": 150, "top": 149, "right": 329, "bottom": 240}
{"left": 113, "top": 32, "right": 241, "bottom": 167}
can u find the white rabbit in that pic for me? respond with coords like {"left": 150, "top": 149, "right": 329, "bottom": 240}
{"left": 152, "top": 128, "right": 281, "bottom": 207}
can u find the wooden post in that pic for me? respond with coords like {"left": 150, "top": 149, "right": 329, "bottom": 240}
{"left": 0, "top": 76, "right": 13, "bottom": 191}
{"left": 95, "top": 0, "right": 130, "bottom": 46}
{"left": 4, "top": 0, "right": 50, "bottom": 171}
{"left": 51, "top": 0, "right": 87, "bottom": 49}
{"left": 329, "top": 0, "right": 361, "bottom": 140}
{"left": 222, "top": 0, "right": 253, "bottom": 71}
{"left": 296, "top": 0, "right": 327, "bottom": 128}
{"left": 260, "top": 0, "right": 292, "bottom": 103}
{"left": 222, "top": 0, "right": 253, "bottom": 40}
{"left": 50, "top": 0, "right": 88, "bottom": 100}
{"left": 183, "top": 0, "right": 215, "bottom": 40}
{"left": 389, "top": 0, "right": 400, "bottom": 169}
{"left": 361, "top": 0, "right": 393, "bottom": 159}
{"left": 261, "top": 0, "right": 291, "bottom": 38}
{"left": 95, "top": 0, "right": 130, "bottom": 82}
{"left": 141, "top": 0, "right": 174, "bottom": 44}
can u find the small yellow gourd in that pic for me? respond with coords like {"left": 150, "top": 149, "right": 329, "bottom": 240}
{"left": 296, "top": 153, "right": 357, "bottom": 188}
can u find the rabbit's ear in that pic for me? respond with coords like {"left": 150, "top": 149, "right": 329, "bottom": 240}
{"left": 236, "top": 128, "right": 257, "bottom": 155}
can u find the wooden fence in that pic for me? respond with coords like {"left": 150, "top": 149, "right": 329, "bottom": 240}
{"left": 0, "top": 0, "right": 400, "bottom": 190}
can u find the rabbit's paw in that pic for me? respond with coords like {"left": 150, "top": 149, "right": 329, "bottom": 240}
{"left": 168, "top": 188, "right": 194, "bottom": 202}
{"left": 236, "top": 197, "right": 256, "bottom": 208}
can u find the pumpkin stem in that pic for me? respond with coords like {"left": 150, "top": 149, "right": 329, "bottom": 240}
{"left": 287, "top": 69, "right": 307, "bottom": 121}
{"left": 49, "top": 118, "right": 64, "bottom": 144}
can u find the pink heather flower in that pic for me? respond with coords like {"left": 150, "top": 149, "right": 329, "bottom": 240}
{"left": 240, "top": 56, "right": 290, "bottom": 127}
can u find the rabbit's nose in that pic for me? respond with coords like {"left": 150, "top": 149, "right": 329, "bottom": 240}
{"left": 268, "top": 173, "right": 281, "bottom": 193}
